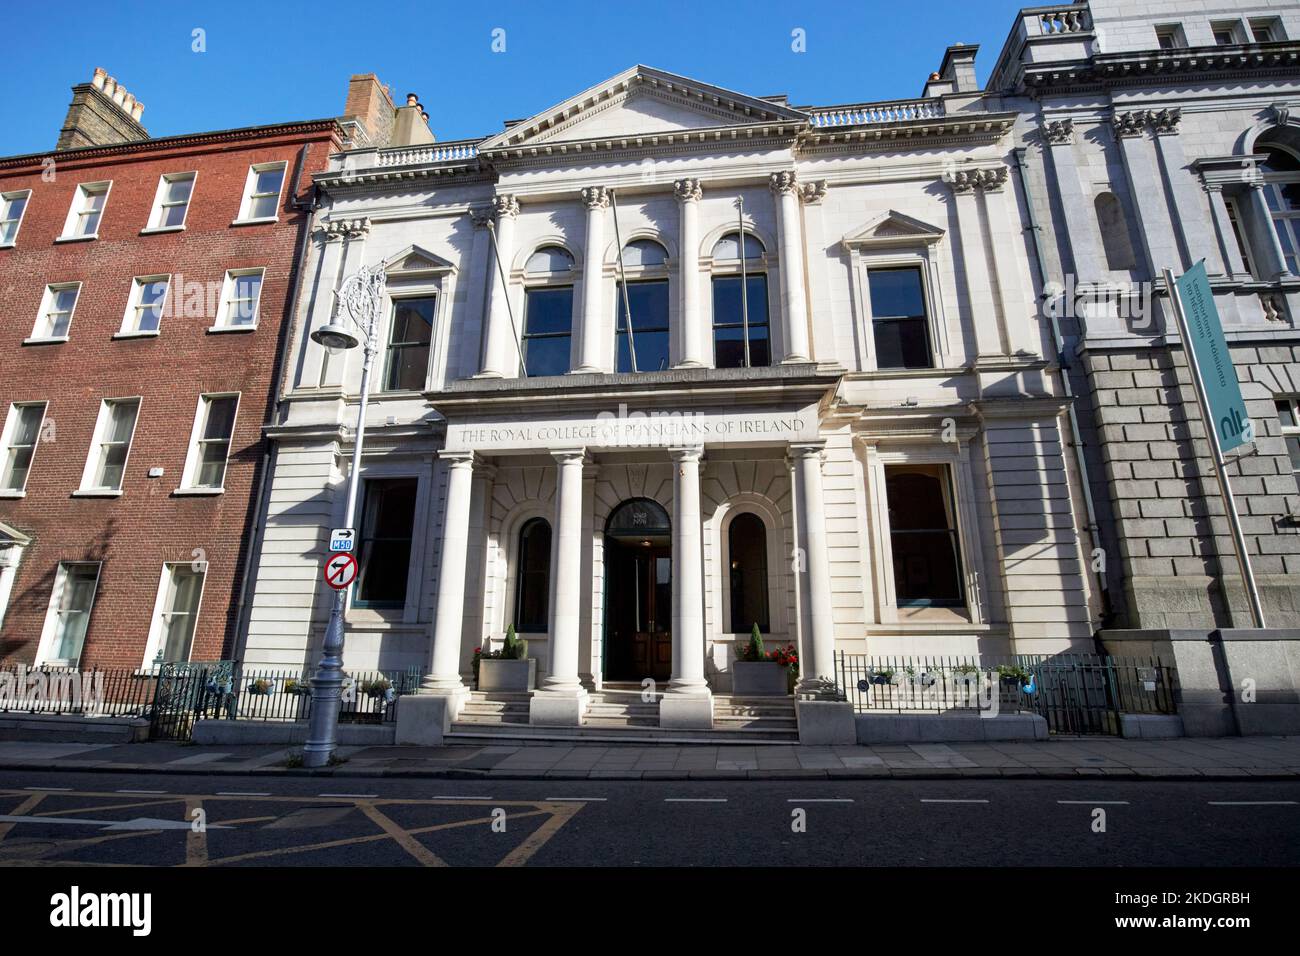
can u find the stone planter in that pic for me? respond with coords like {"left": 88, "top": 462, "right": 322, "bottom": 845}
{"left": 732, "top": 660, "right": 789, "bottom": 697}
{"left": 478, "top": 658, "right": 537, "bottom": 693}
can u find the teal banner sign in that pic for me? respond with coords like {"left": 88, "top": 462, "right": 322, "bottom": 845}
{"left": 1174, "top": 262, "right": 1252, "bottom": 452}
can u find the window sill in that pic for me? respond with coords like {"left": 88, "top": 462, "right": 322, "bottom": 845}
{"left": 54, "top": 234, "right": 97, "bottom": 243}
{"left": 0, "top": 489, "right": 26, "bottom": 498}
{"left": 71, "top": 488, "right": 123, "bottom": 498}
{"left": 206, "top": 324, "right": 257, "bottom": 334}
{"left": 139, "top": 225, "right": 185, "bottom": 235}
{"left": 0, "top": 242, "right": 14, "bottom": 250}
{"left": 172, "top": 487, "right": 224, "bottom": 496}
{"left": 230, "top": 216, "right": 279, "bottom": 227}
{"left": 112, "top": 330, "right": 160, "bottom": 340}
{"left": 22, "top": 336, "right": 68, "bottom": 346}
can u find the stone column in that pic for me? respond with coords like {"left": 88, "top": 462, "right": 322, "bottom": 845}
{"left": 424, "top": 451, "right": 475, "bottom": 698}
{"left": 300, "top": 225, "right": 346, "bottom": 389}
{"left": 1149, "top": 108, "right": 1220, "bottom": 274}
{"left": 1040, "top": 119, "right": 1108, "bottom": 281}
{"left": 477, "top": 193, "right": 520, "bottom": 378}
{"left": 574, "top": 186, "right": 610, "bottom": 373}
{"left": 978, "top": 166, "right": 1040, "bottom": 358}
{"left": 790, "top": 442, "right": 836, "bottom": 698}
{"left": 799, "top": 180, "right": 834, "bottom": 364}
{"left": 770, "top": 171, "right": 811, "bottom": 363}
{"left": 674, "top": 178, "right": 707, "bottom": 367}
{"left": 1246, "top": 182, "right": 1290, "bottom": 280}
{"left": 530, "top": 449, "right": 589, "bottom": 726}
{"left": 943, "top": 169, "right": 1005, "bottom": 360}
{"left": 661, "top": 445, "right": 713, "bottom": 729}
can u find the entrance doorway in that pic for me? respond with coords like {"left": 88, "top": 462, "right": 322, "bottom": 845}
{"left": 603, "top": 498, "right": 672, "bottom": 683}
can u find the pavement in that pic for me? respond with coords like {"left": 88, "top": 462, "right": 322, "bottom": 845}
{"left": 1, "top": 735, "right": 1299, "bottom": 780}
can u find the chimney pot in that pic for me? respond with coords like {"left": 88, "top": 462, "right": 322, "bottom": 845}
{"left": 421, "top": 112, "right": 429, "bottom": 123}
{"left": 406, "top": 93, "right": 419, "bottom": 106}
{"left": 92, "top": 67, "right": 107, "bottom": 89}
{"left": 132, "top": 101, "right": 144, "bottom": 121}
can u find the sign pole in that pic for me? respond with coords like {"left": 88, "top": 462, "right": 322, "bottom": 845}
{"left": 1163, "top": 267, "right": 1266, "bottom": 629}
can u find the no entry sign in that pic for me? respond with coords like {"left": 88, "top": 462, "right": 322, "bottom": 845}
{"left": 323, "top": 552, "right": 359, "bottom": 590}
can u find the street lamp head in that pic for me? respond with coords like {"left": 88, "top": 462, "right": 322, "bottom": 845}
{"left": 311, "top": 322, "right": 361, "bottom": 351}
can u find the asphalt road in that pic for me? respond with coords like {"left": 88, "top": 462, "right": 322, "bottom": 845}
{"left": 0, "top": 770, "right": 1297, "bottom": 867}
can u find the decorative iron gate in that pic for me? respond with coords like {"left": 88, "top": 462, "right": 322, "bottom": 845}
{"left": 149, "top": 660, "right": 235, "bottom": 741}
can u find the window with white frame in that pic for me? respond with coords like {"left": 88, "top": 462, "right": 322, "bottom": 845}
{"left": 1260, "top": 146, "right": 1300, "bottom": 275}
{"left": 147, "top": 172, "right": 195, "bottom": 230}
{"left": 147, "top": 563, "right": 206, "bottom": 663}
{"left": 1276, "top": 397, "right": 1300, "bottom": 495}
{"left": 383, "top": 296, "right": 435, "bottom": 390}
{"left": 884, "top": 463, "right": 965, "bottom": 608}
{"left": 868, "top": 267, "right": 934, "bottom": 370}
{"left": 237, "top": 163, "right": 286, "bottom": 221}
{"left": 62, "top": 182, "right": 110, "bottom": 239}
{"left": 31, "top": 283, "right": 81, "bottom": 340}
{"left": 215, "top": 269, "right": 264, "bottom": 328}
{"left": 120, "top": 275, "right": 170, "bottom": 334}
{"left": 1, "top": 402, "right": 47, "bottom": 492}
{"left": 1, "top": 190, "right": 30, "bottom": 245}
{"left": 38, "top": 562, "right": 101, "bottom": 667}
{"left": 81, "top": 398, "right": 140, "bottom": 492}
{"left": 182, "top": 394, "right": 238, "bottom": 490}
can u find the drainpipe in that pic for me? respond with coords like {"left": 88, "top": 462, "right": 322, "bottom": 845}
{"left": 1011, "top": 146, "right": 1113, "bottom": 627}
{"left": 230, "top": 142, "right": 322, "bottom": 661}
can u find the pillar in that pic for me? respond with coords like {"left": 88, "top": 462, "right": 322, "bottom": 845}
{"left": 1204, "top": 184, "right": 1250, "bottom": 279}
{"left": 770, "top": 171, "right": 811, "bottom": 363}
{"left": 1040, "top": 119, "right": 1108, "bottom": 281}
{"left": 944, "top": 169, "right": 1005, "bottom": 360}
{"left": 574, "top": 186, "right": 610, "bottom": 373}
{"left": 660, "top": 445, "right": 713, "bottom": 729}
{"left": 530, "top": 449, "right": 589, "bottom": 725}
{"left": 1150, "top": 109, "right": 1220, "bottom": 274}
{"left": 674, "top": 178, "right": 707, "bottom": 367}
{"left": 477, "top": 193, "right": 519, "bottom": 377}
{"left": 790, "top": 442, "right": 836, "bottom": 698}
{"left": 424, "top": 451, "right": 475, "bottom": 697}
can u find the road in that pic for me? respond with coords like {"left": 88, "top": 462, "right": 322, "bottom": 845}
{"left": 0, "top": 770, "right": 1297, "bottom": 867}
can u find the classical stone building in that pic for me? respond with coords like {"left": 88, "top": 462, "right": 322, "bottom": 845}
{"left": 239, "top": 51, "right": 1104, "bottom": 734}
{"left": 989, "top": 1, "right": 1300, "bottom": 633}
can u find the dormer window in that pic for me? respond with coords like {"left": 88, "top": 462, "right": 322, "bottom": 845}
{"left": 616, "top": 239, "right": 671, "bottom": 373}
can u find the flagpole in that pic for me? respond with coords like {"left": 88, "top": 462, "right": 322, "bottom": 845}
{"left": 737, "top": 196, "right": 750, "bottom": 368}
{"left": 1163, "top": 267, "right": 1266, "bottom": 629}
{"left": 609, "top": 189, "right": 638, "bottom": 373}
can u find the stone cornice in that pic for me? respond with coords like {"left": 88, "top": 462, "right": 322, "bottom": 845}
{"left": 1012, "top": 41, "right": 1300, "bottom": 95}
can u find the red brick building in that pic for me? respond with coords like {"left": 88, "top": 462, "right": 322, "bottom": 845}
{"left": 0, "top": 69, "right": 340, "bottom": 669}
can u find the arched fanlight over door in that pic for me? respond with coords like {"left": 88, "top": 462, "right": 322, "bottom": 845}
{"left": 605, "top": 497, "right": 671, "bottom": 538}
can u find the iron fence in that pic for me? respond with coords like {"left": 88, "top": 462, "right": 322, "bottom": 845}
{"left": 0, "top": 660, "right": 158, "bottom": 717}
{"left": 227, "top": 666, "right": 423, "bottom": 725}
{"left": 834, "top": 652, "right": 1179, "bottom": 735}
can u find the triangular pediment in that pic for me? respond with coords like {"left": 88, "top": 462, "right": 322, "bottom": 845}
{"left": 843, "top": 210, "right": 945, "bottom": 249}
{"left": 479, "top": 65, "right": 809, "bottom": 152}
{"left": 385, "top": 244, "right": 456, "bottom": 277}
{"left": 0, "top": 519, "right": 31, "bottom": 547}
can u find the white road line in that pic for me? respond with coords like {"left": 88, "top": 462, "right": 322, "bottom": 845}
{"left": 787, "top": 798, "right": 853, "bottom": 803}
{"left": 215, "top": 792, "right": 272, "bottom": 797}
{"left": 434, "top": 795, "right": 494, "bottom": 800}
{"left": 115, "top": 789, "right": 167, "bottom": 795}
{"left": 544, "top": 797, "right": 607, "bottom": 802}
{"left": 317, "top": 793, "right": 378, "bottom": 799}
{"left": 24, "top": 786, "right": 72, "bottom": 792}
{"left": 1057, "top": 800, "right": 1130, "bottom": 805}
{"left": 665, "top": 798, "right": 728, "bottom": 803}
{"left": 920, "top": 799, "right": 989, "bottom": 804}
{"left": 1207, "top": 800, "right": 1297, "bottom": 806}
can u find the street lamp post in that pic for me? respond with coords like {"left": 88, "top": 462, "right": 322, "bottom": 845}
{"left": 302, "top": 263, "right": 387, "bottom": 768}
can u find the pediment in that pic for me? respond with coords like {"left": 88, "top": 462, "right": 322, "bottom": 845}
{"left": 385, "top": 244, "right": 456, "bottom": 278}
{"left": 479, "top": 65, "right": 809, "bottom": 152}
{"left": 0, "top": 520, "right": 30, "bottom": 547}
{"left": 843, "top": 210, "right": 945, "bottom": 249}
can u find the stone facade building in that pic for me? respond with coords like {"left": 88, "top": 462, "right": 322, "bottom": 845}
{"left": 0, "top": 70, "right": 340, "bottom": 669}
{"left": 239, "top": 50, "right": 1105, "bottom": 733}
{"left": 992, "top": 0, "right": 1300, "bottom": 634}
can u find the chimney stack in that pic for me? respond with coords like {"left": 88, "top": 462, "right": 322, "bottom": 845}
{"left": 57, "top": 67, "right": 148, "bottom": 150}
{"left": 341, "top": 73, "right": 397, "bottom": 148}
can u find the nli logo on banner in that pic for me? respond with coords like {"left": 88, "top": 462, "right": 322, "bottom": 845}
{"left": 1173, "top": 261, "right": 1253, "bottom": 452}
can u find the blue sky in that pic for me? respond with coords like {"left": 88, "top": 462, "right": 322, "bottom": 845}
{"left": 4, "top": 0, "right": 1028, "bottom": 154}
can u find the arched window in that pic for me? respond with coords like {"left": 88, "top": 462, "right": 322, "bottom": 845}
{"left": 711, "top": 232, "right": 770, "bottom": 369}
{"left": 1094, "top": 192, "right": 1138, "bottom": 271}
{"left": 728, "top": 512, "right": 770, "bottom": 633}
{"left": 514, "top": 518, "right": 551, "bottom": 632}
{"left": 522, "top": 246, "right": 575, "bottom": 377}
{"left": 616, "top": 239, "right": 671, "bottom": 373}
{"left": 1260, "top": 144, "right": 1300, "bottom": 275}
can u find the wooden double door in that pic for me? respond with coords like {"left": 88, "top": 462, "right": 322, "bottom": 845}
{"left": 604, "top": 540, "right": 672, "bottom": 682}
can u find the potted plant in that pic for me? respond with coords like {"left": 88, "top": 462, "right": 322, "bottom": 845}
{"left": 283, "top": 678, "right": 311, "bottom": 696}
{"left": 247, "top": 678, "right": 273, "bottom": 696}
{"left": 732, "top": 624, "right": 789, "bottom": 696}
{"left": 477, "top": 625, "right": 537, "bottom": 692}
{"left": 953, "top": 663, "right": 979, "bottom": 687}
{"left": 996, "top": 664, "right": 1032, "bottom": 688}
{"left": 869, "top": 668, "right": 895, "bottom": 686}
